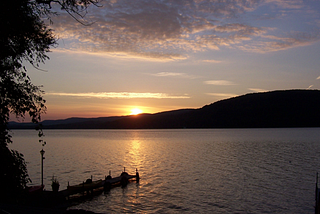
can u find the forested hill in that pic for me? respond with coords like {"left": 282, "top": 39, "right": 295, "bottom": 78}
{"left": 9, "top": 89, "right": 320, "bottom": 129}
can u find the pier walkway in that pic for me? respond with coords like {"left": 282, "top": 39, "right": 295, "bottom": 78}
{"left": 59, "top": 169, "right": 140, "bottom": 199}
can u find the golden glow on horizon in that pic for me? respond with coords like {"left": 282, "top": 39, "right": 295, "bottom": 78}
{"left": 130, "top": 108, "right": 143, "bottom": 115}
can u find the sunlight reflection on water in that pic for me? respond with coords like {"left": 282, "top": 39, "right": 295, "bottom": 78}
{"left": 10, "top": 128, "right": 320, "bottom": 213}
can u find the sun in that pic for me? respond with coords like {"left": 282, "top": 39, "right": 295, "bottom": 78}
{"left": 130, "top": 108, "right": 143, "bottom": 115}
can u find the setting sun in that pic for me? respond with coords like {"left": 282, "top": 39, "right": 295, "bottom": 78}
{"left": 130, "top": 108, "right": 143, "bottom": 115}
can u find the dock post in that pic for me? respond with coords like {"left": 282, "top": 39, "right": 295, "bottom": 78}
{"left": 120, "top": 176, "right": 128, "bottom": 187}
{"left": 136, "top": 168, "right": 140, "bottom": 183}
{"left": 82, "top": 181, "right": 85, "bottom": 196}
{"left": 104, "top": 181, "right": 111, "bottom": 191}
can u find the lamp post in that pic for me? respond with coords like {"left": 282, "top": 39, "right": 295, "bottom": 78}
{"left": 40, "top": 149, "right": 45, "bottom": 187}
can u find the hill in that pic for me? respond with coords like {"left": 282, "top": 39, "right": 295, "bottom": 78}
{"left": 8, "top": 89, "right": 320, "bottom": 129}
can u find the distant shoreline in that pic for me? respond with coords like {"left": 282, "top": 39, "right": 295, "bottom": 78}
{"left": 9, "top": 90, "right": 320, "bottom": 129}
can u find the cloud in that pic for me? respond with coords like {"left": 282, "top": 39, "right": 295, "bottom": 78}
{"left": 151, "top": 72, "right": 199, "bottom": 79}
{"left": 152, "top": 72, "right": 184, "bottom": 77}
{"left": 264, "top": 0, "right": 304, "bottom": 9}
{"left": 46, "top": 92, "right": 190, "bottom": 99}
{"left": 202, "top": 59, "right": 222, "bottom": 63}
{"left": 307, "top": 85, "right": 313, "bottom": 89}
{"left": 206, "top": 93, "right": 238, "bottom": 98}
{"left": 204, "top": 80, "right": 236, "bottom": 85}
{"left": 248, "top": 88, "right": 267, "bottom": 92}
{"left": 317, "top": 76, "right": 320, "bottom": 80}
{"left": 50, "top": 0, "right": 320, "bottom": 59}
{"left": 240, "top": 31, "right": 320, "bottom": 53}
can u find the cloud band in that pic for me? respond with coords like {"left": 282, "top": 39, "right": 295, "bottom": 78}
{"left": 46, "top": 92, "right": 190, "bottom": 99}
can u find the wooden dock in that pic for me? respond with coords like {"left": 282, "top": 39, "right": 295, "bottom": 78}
{"left": 19, "top": 168, "right": 140, "bottom": 210}
{"left": 60, "top": 168, "right": 140, "bottom": 199}
{"left": 32, "top": 168, "right": 140, "bottom": 207}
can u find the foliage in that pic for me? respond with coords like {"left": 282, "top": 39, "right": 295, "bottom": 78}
{"left": 35, "top": 0, "right": 101, "bottom": 25}
{"left": 0, "top": 0, "right": 55, "bottom": 201}
{"left": 0, "top": 145, "right": 30, "bottom": 202}
{"left": 1, "top": 0, "right": 55, "bottom": 132}
{"left": 0, "top": 0, "right": 99, "bottom": 202}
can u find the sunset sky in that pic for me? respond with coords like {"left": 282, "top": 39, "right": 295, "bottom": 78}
{"left": 24, "top": 0, "right": 320, "bottom": 121}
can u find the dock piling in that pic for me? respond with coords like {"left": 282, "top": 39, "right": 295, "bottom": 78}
{"left": 136, "top": 168, "right": 140, "bottom": 183}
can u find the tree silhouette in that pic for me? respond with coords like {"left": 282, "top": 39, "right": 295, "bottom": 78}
{"left": 0, "top": 0, "right": 99, "bottom": 202}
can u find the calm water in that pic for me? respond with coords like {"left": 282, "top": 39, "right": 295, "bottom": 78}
{"left": 9, "top": 128, "right": 320, "bottom": 213}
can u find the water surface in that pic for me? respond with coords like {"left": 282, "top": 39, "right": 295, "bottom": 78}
{"left": 10, "top": 128, "right": 320, "bottom": 213}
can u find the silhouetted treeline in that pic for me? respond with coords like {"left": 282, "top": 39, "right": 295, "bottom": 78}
{"left": 9, "top": 90, "right": 320, "bottom": 129}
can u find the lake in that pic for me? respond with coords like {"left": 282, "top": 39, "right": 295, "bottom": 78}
{"left": 9, "top": 128, "right": 320, "bottom": 213}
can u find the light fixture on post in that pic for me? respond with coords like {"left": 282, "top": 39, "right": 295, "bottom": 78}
{"left": 40, "top": 149, "right": 45, "bottom": 187}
